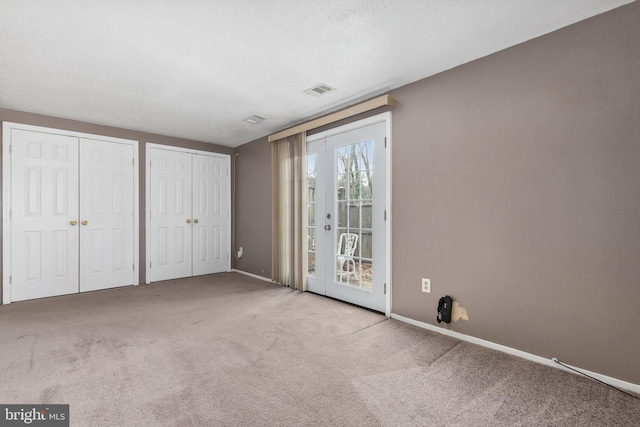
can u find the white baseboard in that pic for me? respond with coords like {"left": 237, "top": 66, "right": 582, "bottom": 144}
{"left": 390, "top": 313, "right": 640, "bottom": 395}
{"left": 231, "top": 269, "right": 273, "bottom": 283}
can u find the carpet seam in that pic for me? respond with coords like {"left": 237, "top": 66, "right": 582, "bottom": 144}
{"left": 351, "top": 318, "right": 389, "bottom": 335}
{"left": 428, "top": 340, "right": 463, "bottom": 367}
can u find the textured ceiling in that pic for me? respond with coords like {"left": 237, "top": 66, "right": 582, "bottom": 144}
{"left": 0, "top": 0, "right": 633, "bottom": 147}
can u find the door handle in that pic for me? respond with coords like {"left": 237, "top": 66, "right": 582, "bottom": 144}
{"left": 186, "top": 219, "right": 192, "bottom": 224}
{"left": 81, "top": 220, "right": 88, "bottom": 226}
{"left": 70, "top": 220, "right": 78, "bottom": 226}
{"left": 193, "top": 219, "right": 199, "bottom": 224}
{"left": 324, "top": 224, "right": 331, "bottom": 231}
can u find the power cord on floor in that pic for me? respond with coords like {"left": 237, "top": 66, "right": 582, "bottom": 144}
{"left": 552, "top": 357, "right": 639, "bottom": 399}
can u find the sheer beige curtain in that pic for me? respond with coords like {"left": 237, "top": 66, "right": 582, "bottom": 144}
{"left": 271, "top": 132, "right": 307, "bottom": 290}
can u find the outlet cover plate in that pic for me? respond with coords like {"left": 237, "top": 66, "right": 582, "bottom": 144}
{"left": 422, "top": 278, "right": 431, "bottom": 293}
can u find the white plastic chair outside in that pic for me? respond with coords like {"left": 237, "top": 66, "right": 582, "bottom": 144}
{"left": 337, "top": 233, "right": 359, "bottom": 281}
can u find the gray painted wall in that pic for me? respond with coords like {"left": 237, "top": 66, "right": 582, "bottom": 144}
{"left": 232, "top": 137, "right": 272, "bottom": 278}
{"left": 234, "top": 2, "right": 640, "bottom": 384}
{"left": 0, "top": 107, "right": 233, "bottom": 293}
{"left": 389, "top": 1, "right": 640, "bottom": 384}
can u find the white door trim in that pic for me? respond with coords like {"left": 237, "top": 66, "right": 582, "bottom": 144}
{"left": 306, "top": 112, "right": 392, "bottom": 317}
{"left": 2, "top": 122, "right": 140, "bottom": 305}
{"left": 145, "top": 143, "right": 231, "bottom": 283}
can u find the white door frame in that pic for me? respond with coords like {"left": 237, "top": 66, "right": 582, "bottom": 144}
{"left": 2, "top": 122, "right": 140, "bottom": 305}
{"left": 145, "top": 143, "right": 231, "bottom": 283}
{"left": 306, "top": 112, "right": 392, "bottom": 317}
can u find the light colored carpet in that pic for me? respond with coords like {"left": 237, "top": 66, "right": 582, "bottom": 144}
{"left": 0, "top": 273, "right": 638, "bottom": 426}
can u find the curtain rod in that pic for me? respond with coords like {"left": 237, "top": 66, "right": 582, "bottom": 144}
{"left": 268, "top": 94, "right": 396, "bottom": 142}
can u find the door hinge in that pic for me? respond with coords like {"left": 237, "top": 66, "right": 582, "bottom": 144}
{"left": 9, "top": 275, "right": 12, "bottom": 285}
{"left": 384, "top": 283, "right": 386, "bottom": 294}
{"left": 384, "top": 137, "right": 387, "bottom": 148}
{"left": 9, "top": 145, "right": 12, "bottom": 154}
{"left": 226, "top": 253, "right": 229, "bottom": 260}
{"left": 384, "top": 210, "right": 387, "bottom": 221}
{"left": 150, "top": 160, "right": 152, "bottom": 167}
{"left": 132, "top": 158, "right": 135, "bottom": 166}
{"left": 133, "top": 263, "right": 135, "bottom": 271}
{"left": 149, "top": 261, "right": 152, "bottom": 269}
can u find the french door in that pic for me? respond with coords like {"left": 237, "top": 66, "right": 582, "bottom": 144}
{"left": 3, "top": 124, "right": 138, "bottom": 303}
{"left": 146, "top": 145, "right": 230, "bottom": 283}
{"left": 306, "top": 119, "right": 388, "bottom": 312}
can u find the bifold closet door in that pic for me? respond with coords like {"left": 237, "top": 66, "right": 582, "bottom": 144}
{"left": 9, "top": 129, "right": 80, "bottom": 301}
{"left": 147, "top": 147, "right": 230, "bottom": 282}
{"left": 148, "top": 148, "right": 193, "bottom": 282}
{"left": 79, "top": 139, "right": 135, "bottom": 291}
{"left": 8, "top": 130, "right": 137, "bottom": 302}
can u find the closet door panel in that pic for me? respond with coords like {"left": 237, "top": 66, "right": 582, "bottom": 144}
{"left": 192, "top": 154, "right": 229, "bottom": 275}
{"left": 10, "top": 129, "right": 79, "bottom": 301}
{"left": 148, "top": 148, "right": 193, "bottom": 281}
{"left": 79, "top": 139, "right": 135, "bottom": 291}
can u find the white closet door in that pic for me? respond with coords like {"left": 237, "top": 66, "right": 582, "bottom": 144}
{"left": 148, "top": 148, "right": 193, "bottom": 281}
{"left": 79, "top": 139, "right": 135, "bottom": 291}
{"left": 192, "top": 154, "right": 229, "bottom": 276}
{"left": 10, "top": 129, "right": 79, "bottom": 301}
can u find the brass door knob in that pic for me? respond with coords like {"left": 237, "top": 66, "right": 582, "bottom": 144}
{"left": 193, "top": 219, "right": 199, "bottom": 224}
{"left": 186, "top": 219, "right": 191, "bottom": 224}
{"left": 70, "top": 220, "right": 78, "bottom": 226}
{"left": 81, "top": 220, "right": 88, "bottom": 225}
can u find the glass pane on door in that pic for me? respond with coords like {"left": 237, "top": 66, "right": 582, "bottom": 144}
{"left": 307, "top": 153, "right": 317, "bottom": 277}
{"left": 334, "top": 140, "right": 373, "bottom": 290}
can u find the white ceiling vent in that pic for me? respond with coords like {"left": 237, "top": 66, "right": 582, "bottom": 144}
{"left": 243, "top": 114, "right": 268, "bottom": 124}
{"left": 304, "top": 83, "right": 336, "bottom": 97}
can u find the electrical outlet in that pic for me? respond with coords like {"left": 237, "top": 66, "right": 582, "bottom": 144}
{"left": 237, "top": 247, "right": 243, "bottom": 258}
{"left": 422, "top": 278, "right": 431, "bottom": 293}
